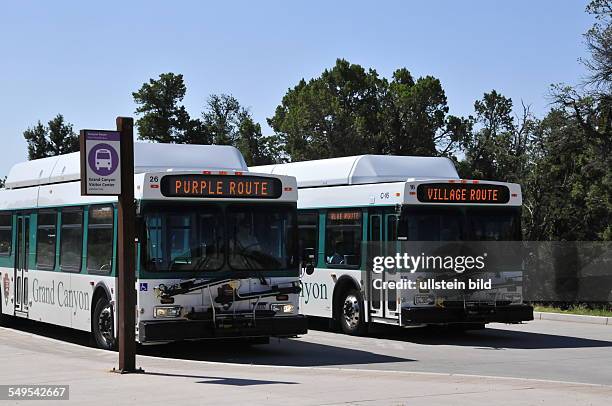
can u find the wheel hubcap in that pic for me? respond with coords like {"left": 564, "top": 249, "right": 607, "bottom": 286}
{"left": 98, "top": 305, "right": 113, "bottom": 345}
{"left": 343, "top": 294, "right": 360, "bottom": 329}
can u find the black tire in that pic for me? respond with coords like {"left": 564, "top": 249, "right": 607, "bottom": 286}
{"left": 92, "top": 297, "right": 116, "bottom": 350}
{"left": 338, "top": 289, "right": 368, "bottom": 336}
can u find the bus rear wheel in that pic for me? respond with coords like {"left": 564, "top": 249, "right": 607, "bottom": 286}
{"left": 338, "top": 289, "right": 368, "bottom": 336}
{"left": 92, "top": 297, "right": 116, "bottom": 350}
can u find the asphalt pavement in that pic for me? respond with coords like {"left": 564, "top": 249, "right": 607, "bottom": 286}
{"left": 0, "top": 318, "right": 610, "bottom": 405}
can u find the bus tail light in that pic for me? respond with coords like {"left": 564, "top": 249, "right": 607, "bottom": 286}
{"left": 154, "top": 306, "right": 182, "bottom": 318}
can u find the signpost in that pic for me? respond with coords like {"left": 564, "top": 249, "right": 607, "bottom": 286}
{"left": 80, "top": 118, "right": 138, "bottom": 373}
{"left": 80, "top": 130, "right": 122, "bottom": 196}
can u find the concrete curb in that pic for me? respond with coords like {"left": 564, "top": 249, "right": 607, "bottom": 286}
{"left": 534, "top": 311, "right": 610, "bottom": 325}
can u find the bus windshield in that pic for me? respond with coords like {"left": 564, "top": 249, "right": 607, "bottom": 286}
{"left": 142, "top": 203, "right": 296, "bottom": 272}
{"left": 400, "top": 206, "right": 521, "bottom": 241}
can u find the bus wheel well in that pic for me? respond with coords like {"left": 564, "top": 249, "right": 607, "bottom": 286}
{"left": 332, "top": 277, "right": 361, "bottom": 322}
{"left": 91, "top": 287, "right": 110, "bottom": 319}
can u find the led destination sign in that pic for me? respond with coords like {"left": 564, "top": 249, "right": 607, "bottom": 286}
{"left": 417, "top": 183, "right": 510, "bottom": 204}
{"left": 161, "top": 175, "right": 282, "bottom": 199}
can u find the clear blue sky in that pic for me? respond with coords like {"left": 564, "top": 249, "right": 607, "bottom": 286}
{"left": 0, "top": 0, "right": 592, "bottom": 176}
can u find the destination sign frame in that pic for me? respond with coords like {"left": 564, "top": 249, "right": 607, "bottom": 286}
{"left": 416, "top": 183, "right": 510, "bottom": 204}
{"left": 160, "top": 174, "right": 283, "bottom": 199}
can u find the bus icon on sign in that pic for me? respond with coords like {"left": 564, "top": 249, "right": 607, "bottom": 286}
{"left": 95, "top": 149, "right": 113, "bottom": 171}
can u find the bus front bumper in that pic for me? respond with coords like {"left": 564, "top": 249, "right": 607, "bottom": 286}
{"left": 138, "top": 315, "right": 307, "bottom": 343}
{"left": 401, "top": 304, "right": 534, "bottom": 325}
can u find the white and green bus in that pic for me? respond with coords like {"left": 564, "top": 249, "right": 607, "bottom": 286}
{"left": 253, "top": 155, "right": 533, "bottom": 335}
{"left": 0, "top": 143, "right": 306, "bottom": 349}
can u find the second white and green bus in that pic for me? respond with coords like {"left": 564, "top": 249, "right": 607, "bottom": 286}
{"left": 253, "top": 155, "right": 533, "bottom": 335}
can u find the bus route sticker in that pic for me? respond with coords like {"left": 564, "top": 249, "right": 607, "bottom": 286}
{"left": 3, "top": 273, "right": 8, "bottom": 305}
{"left": 80, "top": 130, "right": 121, "bottom": 195}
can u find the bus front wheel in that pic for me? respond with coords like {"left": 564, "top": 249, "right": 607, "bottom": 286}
{"left": 338, "top": 289, "right": 368, "bottom": 336}
{"left": 92, "top": 297, "right": 117, "bottom": 350}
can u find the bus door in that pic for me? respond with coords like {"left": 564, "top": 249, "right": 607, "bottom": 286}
{"left": 14, "top": 214, "right": 31, "bottom": 317}
{"left": 383, "top": 213, "right": 400, "bottom": 321}
{"left": 368, "top": 212, "right": 384, "bottom": 318}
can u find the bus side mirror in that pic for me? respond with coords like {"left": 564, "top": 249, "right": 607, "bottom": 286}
{"left": 302, "top": 247, "right": 315, "bottom": 262}
{"left": 302, "top": 248, "right": 315, "bottom": 275}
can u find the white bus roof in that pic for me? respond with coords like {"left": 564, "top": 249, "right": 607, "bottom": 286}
{"left": 5, "top": 143, "right": 248, "bottom": 189}
{"left": 252, "top": 155, "right": 459, "bottom": 188}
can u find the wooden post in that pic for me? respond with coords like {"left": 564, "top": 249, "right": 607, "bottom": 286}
{"left": 116, "top": 117, "right": 137, "bottom": 373}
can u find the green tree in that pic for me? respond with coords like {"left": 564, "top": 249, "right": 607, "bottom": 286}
{"left": 583, "top": 0, "right": 611, "bottom": 91}
{"left": 133, "top": 74, "right": 278, "bottom": 164}
{"left": 269, "top": 59, "right": 385, "bottom": 160}
{"left": 458, "top": 91, "right": 535, "bottom": 183}
{"left": 268, "top": 59, "right": 469, "bottom": 161}
{"left": 517, "top": 0, "right": 611, "bottom": 241}
{"left": 0, "top": 177, "right": 5, "bottom": 188}
{"left": 524, "top": 87, "right": 611, "bottom": 241}
{"left": 23, "top": 114, "right": 79, "bottom": 160}
{"left": 202, "top": 94, "right": 280, "bottom": 165}
{"left": 521, "top": 0, "right": 611, "bottom": 241}
{"left": 132, "top": 73, "right": 208, "bottom": 144}
{"left": 460, "top": 90, "right": 513, "bottom": 180}
{"left": 202, "top": 94, "right": 242, "bottom": 145}
{"left": 383, "top": 69, "right": 470, "bottom": 157}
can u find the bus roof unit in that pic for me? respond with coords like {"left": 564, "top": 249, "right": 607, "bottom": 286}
{"left": 5, "top": 143, "right": 248, "bottom": 189}
{"left": 252, "top": 155, "right": 459, "bottom": 188}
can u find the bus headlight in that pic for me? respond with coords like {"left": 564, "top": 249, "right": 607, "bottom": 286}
{"left": 154, "top": 306, "right": 182, "bottom": 318}
{"left": 414, "top": 294, "right": 435, "bottom": 305}
{"left": 271, "top": 303, "right": 295, "bottom": 314}
{"left": 502, "top": 293, "right": 522, "bottom": 304}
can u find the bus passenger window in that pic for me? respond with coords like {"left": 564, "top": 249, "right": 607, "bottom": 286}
{"left": 87, "top": 206, "right": 114, "bottom": 274}
{"left": 298, "top": 213, "right": 318, "bottom": 266}
{"left": 0, "top": 213, "right": 12, "bottom": 256}
{"left": 60, "top": 208, "right": 83, "bottom": 272}
{"left": 37, "top": 211, "right": 57, "bottom": 269}
{"left": 325, "top": 210, "right": 362, "bottom": 267}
